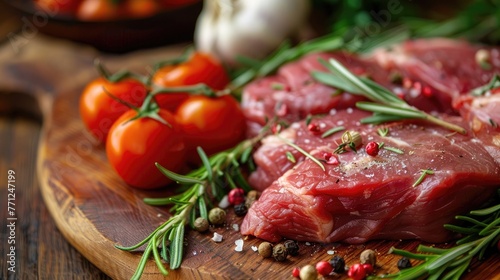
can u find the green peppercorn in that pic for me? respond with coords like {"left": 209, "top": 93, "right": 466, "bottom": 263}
{"left": 299, "top": 264, "right": 318, "bottom": 280}
{"left": 329, "top": 255, "right": 345, "bottom": 273}
{"left": 283, "top": 240, "right": 299, "bottom": 256}
{"left": 234, "top": 203, "right": 248, "bottom": 217}
{"left": 272, "top": 243, "right": 288, "bottom": 261}
{"left": 360, "top": 249, "right": 377, "bottom": 267}
{"left": 397, "top": 257, "right": 412, "bottom": 270}
{"left": 258, "top": 242, "right": 273, "bottom": 258}
{"left": 208, "top": 207, "right": 226, "bottom": 225}
{"left": 193, "top": 217, "right": 209, "bottom": 232}
{"left": 245, "top": 190, "right": 260, "bottom": 208}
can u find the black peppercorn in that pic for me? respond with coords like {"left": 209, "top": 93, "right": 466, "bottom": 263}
{"left": 234, "top": 203, "right": 248, "bottom": 217}
{"left": 283, "top": 240, "right": 299, "bottom": 256}
{"left": 397, "top": 257, "right": 412, "bottom": 270}
{"left": 329, "top": 255, "right": 345, "bottom": 273}
{"left": 272, "top": 243, "right": 288, "bottom": 261}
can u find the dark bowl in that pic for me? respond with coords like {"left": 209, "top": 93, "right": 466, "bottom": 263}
{"left": 4, "top": 0, "right": 203, "bottom": 53}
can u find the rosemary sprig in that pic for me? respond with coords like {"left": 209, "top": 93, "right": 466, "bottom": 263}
{"left": 276, "top": 135, "right": 325, "bottom": 171}
{"left": 374, "top": 191, "right": 500, "bottom": 280}
{"left": 312, "top": 59, "right": 467, "bottom": 134}
{"left": 230, "top": 34, "right": 345, "bottom": 90}
{"left": 116, "top": 135, "right": 263, "bottom": 279}
{"left": 412, "top": 169, "right": 434, "bottom": 187}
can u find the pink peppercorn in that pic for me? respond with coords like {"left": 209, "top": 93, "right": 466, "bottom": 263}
{"left": 316, "top": 261, "right": 333, "bottom": 276}
{"left": 347, "top": 263, "right": 367, "bottom": 280}
{"left": 365, "top": 142, "right": 380, "bottom": 157}
{"left": 362, "top": 263, "right": 374, "bottom": 274}
{"left": 323, "top": 152, "right": 340, "bottom": 165}
{"left": 307, "top": 123, "right": 322, "bottom": 135}
{"left": 292, "top": 267, "right": 300, "bottom": 278}
{"left": 228, "top": 188, "right": 245, "bottom": 205}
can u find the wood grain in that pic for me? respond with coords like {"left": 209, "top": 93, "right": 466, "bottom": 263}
{"left": 1, "top": 36, "right": 499, "bottom": 280}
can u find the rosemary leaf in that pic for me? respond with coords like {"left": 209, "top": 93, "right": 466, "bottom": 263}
{"left": 152, "top": 234, "right": 169, "bottom": 275}
{"left": 170, "top": 223, "right": 185, "bottom": 269}
{"left": 361, "top": 114, "right": 411, "bottom": 124}
{"left": 286, "top": 151, "right": 296, "bottom": 163}
{"left": 470, "top": 203, "right": 500, "bottom": 215}
{"left": 321, "top": 126, "right": 345, "bottom": 138}
{"left": 197, "top": 147, "right": 212, "bottom": 182}
{"left": 155, "top": 163, "right": 205, "bottom": 185}
{"left": 356, "top": 102, "right": 425, "bottom": 119}
{"left": 383, "top": 146, "right": 404, "bottom": 155}
{"left": 277, "top": 135, "right": 325, "bottom": 171}
{"left": 198, "top": 197, "right": 208, "bottom": 220}
{"left": 412, "top": 169, "right": 434, "bottom": 187}
{"left": 443, "top": 224, "right": 480, "bottom": 235}
{"left": 377, "top": 127, "right": 389, "bottom": 137}
{"left": 426, "top": 243, "right": 475, "bottom": 271}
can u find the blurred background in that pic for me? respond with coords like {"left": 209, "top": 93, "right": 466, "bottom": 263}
{"left": 1, "top": 0, "right": 498, "bottom": 55}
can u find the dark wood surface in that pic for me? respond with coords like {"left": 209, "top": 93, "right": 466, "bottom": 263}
{"left": 0, "top": 2, "right": 109, "bottom": 279}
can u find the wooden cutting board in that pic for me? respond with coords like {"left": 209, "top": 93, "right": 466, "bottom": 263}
{"left": 1, "top": 35, "right": 498, "bottom": 280}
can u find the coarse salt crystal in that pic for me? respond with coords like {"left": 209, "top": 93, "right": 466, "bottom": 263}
{"left": 232, "top": 224, "right": 239, "bottom": 231}
{"left": 327, "top": 250, "right": 335, "bottom": 255}
{"left": 212, "top": 232, "right": 223, "bottom": 243}
{"left": 234, "top": 239, "right": 244, "bottom": 252}
{"left": 251, "top": 246, "right": 258, "bottom": 252}
{"left": 218, "top": 195, "right": 230, "bottom": 209}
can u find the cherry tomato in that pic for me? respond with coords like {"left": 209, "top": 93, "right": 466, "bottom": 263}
{"left": 77, "top": 0, "right": 121, "bottom": 21}
{"left": 152, "top": 52, "right": 230, "bottom": 112}
{"left": 106, "top": 109, "right": 186, "bottom": 189}
{"left": 175, "top": 95, "right": 246, "bottom": 161}
{"left": 124, "top": 0, "right": 158, "bottom": 19}
{"left": 35, "top": 0, "right": 82, "bottom": 16}
{"left": 79, "top": 77, "right": 147, "bottom": 142}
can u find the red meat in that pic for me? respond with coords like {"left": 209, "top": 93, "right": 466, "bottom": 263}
{"left": 241, "top": 110, "right": 500, "bottom": 243}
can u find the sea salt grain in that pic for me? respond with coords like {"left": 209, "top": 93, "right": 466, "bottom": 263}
{"left": 251, "top": 246, "right": 258, "bottom": 252}
{"left": 234, "top": 239, "right": 244, "bottom": 252}
{"left": 218, "top": 195, "right": 230, "bottom": 209}
{"left": 232, "top": 224, "right": 239, "bottom": 231}
{"left": 212, "top": 232, "right": 223, "bottom": 243}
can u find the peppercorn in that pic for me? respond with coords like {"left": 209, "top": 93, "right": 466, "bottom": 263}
{"left": 292, "top": 267, "right": 300, "bottom": 278}
{"left": 307, "top": 123, "right": 322, "bottom": 135}
{"left": 316, "top": 261, "right": 333, "bottom": 276}
{"left": 193, "top": 217, "right": 209, "bottom": 232}
{"left": 272, "top": 243, "right": 288, "bottom": 261}
{"left": 342, "top": 130, "right": 362, "bottom": 151}
{"left": 228, "top": 188, "right": 245, "bottom": 205}
{"left": 360, "top": 249, "right": 376, "bottom": 267}
{"left": 258, "top": 242, "right": 273, "bottom": 258}
{"left": 234, "top": 203, "right": 248, "bottom": 217}
{"left": 299, "top": 265, "right": 318, "bottom": 280}
{"left": 365, "top": 142, "right": 380, "bottom": 157}
{"left": 283, "top": 240, "right": 299, "bottom": 256}
{"left": 347, "top": 263, "right": 367, "bottom": 280}
{"left": 362, "top": 263, "right": 374, "bottom": 275}
{"left": 397, "top": 257, "right": 412, "bottom": 270}
{"left": 245, "top": 190, "right": 260, "bottom": 208}
{"left": 329, "top": 255, "right": 345, "bottom": 273}
{"left": 208, "top": 207, "right": 226, "bottom": 225}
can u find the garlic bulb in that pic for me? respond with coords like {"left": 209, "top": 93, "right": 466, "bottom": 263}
{"left": 195, "top": 0, "right": 311, "bottom": 66}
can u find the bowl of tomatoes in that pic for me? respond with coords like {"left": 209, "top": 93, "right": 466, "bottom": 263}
{"left": 4, "top": 0, "right": 202, "bottom": 53}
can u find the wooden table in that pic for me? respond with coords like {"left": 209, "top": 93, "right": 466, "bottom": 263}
{"left": 0, "top": 3, "right": 109, "bottom": 278}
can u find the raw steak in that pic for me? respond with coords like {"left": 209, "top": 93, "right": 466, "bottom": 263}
{"left": 241, "top": 110, "right": 500, "bottom": 243}
{"left": 371, "top": 38, "right": 500, "bottom": 113}
{"left": 241, "top": 39, "right": 500, "bottom": 136}
{"left": 241, "top": 52, "right": 378, "bottom": 136}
